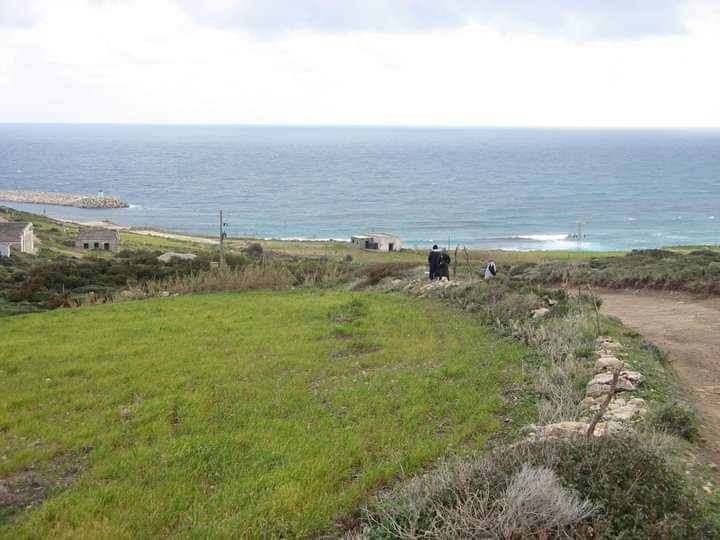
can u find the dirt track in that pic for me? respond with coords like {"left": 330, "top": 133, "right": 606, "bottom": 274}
{"left": 600, "top": 290, "right": 720, "bottom": 462}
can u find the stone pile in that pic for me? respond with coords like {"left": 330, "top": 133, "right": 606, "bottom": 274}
{"left": 527, "top": 336, "right": 648, "bottom": 441}
{"left": 400, "top": 278, "right": 459, "bottom": 298}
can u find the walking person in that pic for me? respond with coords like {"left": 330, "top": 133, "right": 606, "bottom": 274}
{"left": 484, "top": 259, "right": 497, "bottom": 280}
{"left": 428, "top": 244, "right": 442, "bottom": 280}
{"left": 439, "top": 248, "right": 451, "bottom": 280}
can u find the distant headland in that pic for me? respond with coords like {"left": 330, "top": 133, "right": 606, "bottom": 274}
{"left": 0, "top": 190, "right": 129, "bottom": 209}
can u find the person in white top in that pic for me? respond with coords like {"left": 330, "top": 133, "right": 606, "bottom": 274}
{"left": 484, "top": 259, "right": 497, "bottom": 280}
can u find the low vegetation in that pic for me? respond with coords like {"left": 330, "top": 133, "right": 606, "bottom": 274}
{"left": 3, "top": 207, "right": 719, "bottom": 538}
{"left": 510, "top": 248, "right": 720, "bottom": 295}
{"left": 351, "top": 275, "right": 720, "bottom": 538}
{"left": 0, "top": 291, "right": 528, "bottom": 538}
{"left": 351, "top": 436, "right": 718, "bottom": 539}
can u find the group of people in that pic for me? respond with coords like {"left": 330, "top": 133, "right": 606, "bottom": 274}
{"left": 427, "top": 245, "right": 451, "bottom": 280}
{"left": 427, "top": 245, "right": 497, "bottom": 281}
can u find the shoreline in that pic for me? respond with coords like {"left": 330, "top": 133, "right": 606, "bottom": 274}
{"left": 4, "top": 204, "right": 715, "bottom": 254}
{"left": 0, "top": 190, "right": 129, "bottom": 209}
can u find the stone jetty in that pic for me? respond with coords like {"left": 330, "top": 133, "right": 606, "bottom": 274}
{"left": 0, "top": 190, "right": 129, "bottom": 209}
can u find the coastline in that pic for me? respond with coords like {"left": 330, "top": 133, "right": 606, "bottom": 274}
{"left": 3, "top": 203, "right": 715, "bottom": 254}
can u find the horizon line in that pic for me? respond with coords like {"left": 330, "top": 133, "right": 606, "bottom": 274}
{"left": 1, "top": 121, "right": 720, "bottom": 130}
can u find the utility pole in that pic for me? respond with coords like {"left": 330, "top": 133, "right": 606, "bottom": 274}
{"left": 576, "top": 221, "right": 585, "bottom": 251}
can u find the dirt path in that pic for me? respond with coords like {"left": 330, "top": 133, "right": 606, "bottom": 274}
{"left": 600, "top": 290, "right": 720, "bottom": 462}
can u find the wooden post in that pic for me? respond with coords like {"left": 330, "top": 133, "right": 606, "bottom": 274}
{"left": 453, "top": 245, "right": 459, "bottom": 280}
{"left": 586, "top": 284, "right": 602, "bottom": 336}
{"left": 219, "top": 210, "right": 225, "bottom": 266}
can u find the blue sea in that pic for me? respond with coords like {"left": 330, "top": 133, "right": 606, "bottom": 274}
{"left": 0, "top": 124, "right": 718, "bottom": 251}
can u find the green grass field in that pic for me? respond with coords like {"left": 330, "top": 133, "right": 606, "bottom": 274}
{"left": 0, "top": 290, "right": 527, "bottom": 539}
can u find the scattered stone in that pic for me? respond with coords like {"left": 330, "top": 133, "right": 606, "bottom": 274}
{"left": 586, "top": 370, "right": 643, "bottom": 397}
{"left": 593, "top": 355, "right": 624, "bottom": 374}
{"left": 594, "top": 420, "right": 628, "bottom": 436}
{"left": 157, "top": 252, "right": 197, "bottom": 263}
{"left": 532, "top": 307, "right": 551, "bottom": 319}
{"left": 537, "top": 421, "right": 589, "bottom": 439}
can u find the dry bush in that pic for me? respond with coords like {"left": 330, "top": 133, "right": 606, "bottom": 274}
{"left": 124, "top": 263, "right": 293, "bottom": 297}
{"left": 498, "top": 464, "right": 595, "bottom": 538}
{"left": 166, "top": 263, "right": 292, "bottom": 293}
{"left": 535, "top": 359, "right": 587, "bottom": 424}
{"left": 349, "top": 436, "right": 718, "bottom": 540}
{"left": 357, "top": 262, "right": 421, "bottom": 287}
{"left": 513, "top": 313, "right": 594, "bottom": 364}
{"left": 350, "top": 443, "right": 595, "bottom": 540}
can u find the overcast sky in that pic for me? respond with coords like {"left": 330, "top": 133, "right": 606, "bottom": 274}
{"left": 1, "top": 0, "right": 719, "bottom": 126}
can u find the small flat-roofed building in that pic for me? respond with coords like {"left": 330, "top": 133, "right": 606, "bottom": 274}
{"left": 76, "top": 228, "right": 120, "bottom": 253}
{"left": 350, "top": 232, "right": 401, "bottom": 252}
{"left": 0, "top": 222, "right": 34, "bottom": 255}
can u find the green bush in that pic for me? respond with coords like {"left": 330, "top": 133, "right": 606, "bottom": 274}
{"left": 650, "top": 401, "right": 701, "bottom": 442}
{"left": 244, "top": 242, "right": 264, "bottom": 257}
{"left": 641, "top": 338, "right": 669, "bottom": 363}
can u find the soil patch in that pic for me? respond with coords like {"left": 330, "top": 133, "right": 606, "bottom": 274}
{"left": 599, "top": 290, "right": 720, "bottom": 467}
{"left": 0, "top": 457, "right": 81, "bottom": 524}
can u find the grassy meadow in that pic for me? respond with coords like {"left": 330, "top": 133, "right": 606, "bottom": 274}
{"left": 0, "top": 290, "right": 528, "bottom": 538}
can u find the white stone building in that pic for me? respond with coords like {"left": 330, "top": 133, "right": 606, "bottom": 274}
{"left": 0, "top": 222, "right": 34, "bottom": 256}
{"left": 350, "top": 232, "right": 402, "bottom": 252}
{"left": 76, "top": 228, "right": 120, "bottom": 253}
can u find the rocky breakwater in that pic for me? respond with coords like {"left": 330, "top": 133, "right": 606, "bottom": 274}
{"left": 0, "top": 190, "right": 129, "bottom": 209}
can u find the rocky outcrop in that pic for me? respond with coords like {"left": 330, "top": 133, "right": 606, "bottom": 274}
{"left": 0, "top": 190, "right": 128, "bottom": 209}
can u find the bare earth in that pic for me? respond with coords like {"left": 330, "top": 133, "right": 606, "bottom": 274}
{"left": 600, "top": 290, "right": 720, "bottom": 462}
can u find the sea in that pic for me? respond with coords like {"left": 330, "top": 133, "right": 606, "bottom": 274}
{"left": 0, "top": 124, "right": 718, "bottom": 251}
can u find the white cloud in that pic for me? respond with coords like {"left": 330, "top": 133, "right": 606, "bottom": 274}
{"left": 176, "top": 0, "right": 686, "bottom": 39}
{"left": 0, "top": 0, "right": 718, "bottom": 126}
{"left": 0, "top": 0, "right": 43, "bottom": 28}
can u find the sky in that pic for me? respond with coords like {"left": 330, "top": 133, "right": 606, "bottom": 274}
{"left": 0, "top": 0, "right": 719, "bottom": 126}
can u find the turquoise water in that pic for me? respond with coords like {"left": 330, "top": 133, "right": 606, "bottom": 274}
{"left": 0, "top": 124, "right": 718, "bottom": 250}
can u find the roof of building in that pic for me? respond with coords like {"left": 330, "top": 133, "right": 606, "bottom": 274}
{"left": 76, "top": 228, "right": 120, "bottom": 242}
{"left": 0, "top": 222, "right": 32, "bottom": 242}
{"left": 365, "top": 232, "right": 400, "bottom": 239}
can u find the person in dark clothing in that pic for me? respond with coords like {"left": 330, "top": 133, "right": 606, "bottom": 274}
{"left": 439, "top": 248, "right": 451, "bottom": 280}
{"left": 428, "top": 245, "right": 442, "bottom": 280}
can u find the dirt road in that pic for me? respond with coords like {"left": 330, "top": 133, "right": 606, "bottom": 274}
{"left": 600, "top": 290, "right": 720, "bottom": 461}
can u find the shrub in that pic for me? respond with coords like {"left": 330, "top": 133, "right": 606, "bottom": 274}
{"left": 151, "top": 263, "right": 292, "bottom": 294}
{"left": 640, "top": 339, "right": 669, "bottom": 363}
{"left": 650, "top": 401, "right": 701, "bottom": 442}
{"left": 244, "top": 242, "right": 264, "bottom": 257}
{"left": 535, "top": 359, "right": 587, "bottom": 424}
{"left": 351, "top": 436, "right": 719, "bottom": 540}
{"left": 357, "top": 262, "right": 419, "bottom": 287}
